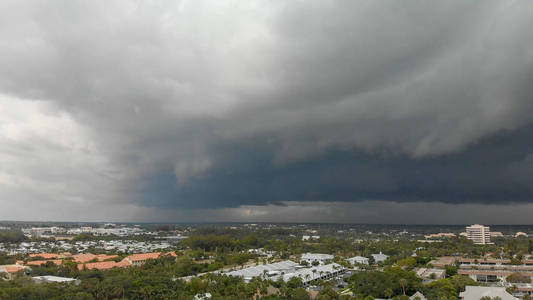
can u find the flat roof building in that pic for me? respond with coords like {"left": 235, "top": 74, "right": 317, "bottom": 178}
{"left": 226, "top": 260, "right": 301, "bottom": 282}
{"left": 32, "top": 275, "right": 79, "bottom": 285}
{"left": 301, "top": 253, "right": 334, "bottom": 265}
{"left": 460, "top": 286, "right": 517, "bottom": 300}
{"left": 346, "top": 256, "right": 369, "bottom": 266}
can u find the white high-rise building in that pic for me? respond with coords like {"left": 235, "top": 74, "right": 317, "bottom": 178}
{"left": 466, "top": 224, "right": 491, "bottom": 245}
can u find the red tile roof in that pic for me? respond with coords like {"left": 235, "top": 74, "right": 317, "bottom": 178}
{"left": 29, "top": 253, "right": 59, "bottom": 259}
{"left": 72, "top": 253, "right": 118, "bottom": 263}
{"left": 26, "top": 260, "right": 63, "bottom": 266}
{"left": 4, "top": 266, "right": 24, "bottom": 273}
{"left": 126, "top": 252, "right": 161, "bottom": 262}
{"left": 78, "top": 259, "right": 131, "bottom": 270}
{"left": 126, "top": 251, "right": 177, "bottom": 262}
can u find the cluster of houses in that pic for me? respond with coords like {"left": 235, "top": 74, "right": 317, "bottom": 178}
{"left": 0, "top": 250, "right": 178, "bottom": 280}
{"left": 0, "top": 239, "right": 174, "bottom": 255}
{"left": 21, "top": 225, "right": 148, "bottom": 238}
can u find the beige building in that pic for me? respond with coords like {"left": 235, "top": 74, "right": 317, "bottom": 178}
{"left": 466, "top": 224, "right": 491, "bottom": 244}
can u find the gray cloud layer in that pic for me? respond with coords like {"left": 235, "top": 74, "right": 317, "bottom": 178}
{"left": 1, "top": 0, "right": 533, "bottom": 221}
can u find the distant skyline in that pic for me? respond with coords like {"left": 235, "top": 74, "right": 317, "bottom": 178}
{"left": 1, "top": 1, "right": 533, "bottom": 223}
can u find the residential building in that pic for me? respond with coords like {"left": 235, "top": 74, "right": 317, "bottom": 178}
{"left": 466, "top": 224, "right": 491, "bottom": 245}
{"left": 410, "top": 291, "right": 427, "bottom": 300}
{"left": 281, "top": 263, "right": 346, "bottom": 286}
{"left": 226, "top": 260, "right": 301, "bottom": 282}
{"left": 124, "top": 252, "right": 177, "bottom": 266}
{"left": 301, "top": 253, "right": 334, "bottom": 265}
{"left": 415, "top": 268, "right": 445, "bottom": 282}
{"left": 371, "top": 252, "right": 389, "bottom": 263}
{"left": 459, "top": 286, "right": 517, "bottom": 300}
{"left": 346, "top": 256, "right": 369, "bottom": 266}
{"left": 78, "top": 260, "right": 131, "bottom": 271}
{"left": 26, "top": 260, "right": 63, "bottom": 266}
{"left": 0, "top": 263, "right": 28, "bottom": 280}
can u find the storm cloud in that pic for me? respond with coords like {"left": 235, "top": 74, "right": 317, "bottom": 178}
{"left": 1, "top": 0, "right": 533, "bottom": 221}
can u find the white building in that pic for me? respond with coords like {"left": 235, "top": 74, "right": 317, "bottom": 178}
{"left": 282, "top": 263, "right": 346, "bottom": 286}
{"left": 302, "top": 235, "right": 320, "bottom": 241}
{"left": 32, "top": 276, "right": 79, "bottom": 285}
{"left": 301, "top": 253, "right": 334, "bottom": 265}
{"left": 466, "top": 224, "right": 491, "bottom": 245}
{"left": 459, "top": 286, "right": 517, "bottom": 300}
{"left": 346, "top": 256, "right": 369, "bottom": 266}
{"left": 226, "top": 260, "right": 301, "bottom": 282}
{"left": 193, "top": 293, "right": 212, "bottom": 300}
{"left": 515, "top": 232, "right": 528, "bottom": 238}
{"left": 410, "top": 291, "right": 427, "bottom": 300}
{"left": 371, "top": 252, "right": 389, "bottom": 263}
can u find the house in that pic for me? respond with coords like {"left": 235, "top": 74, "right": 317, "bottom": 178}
{"left": 301, "top": 253, "right": 334, "bottom": 265}
{"left": 410, "top": 291, "right": 427, "bottom": 300}
{"left": 346, "top": 256, "right": 369, "bottom": 266}
{"left": 459, "top": 286, "right": 518, "bottom": 300}
{"left": 415, "top": 268, "right": 446, "bottom": 282}
{"left": 372, "top": 252, "right": 389, "bottom": 263}
{"left": 0, "top": 264, "right": 28, "bottom": 280}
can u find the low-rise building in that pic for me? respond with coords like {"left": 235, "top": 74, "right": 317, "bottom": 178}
{"left": 32, "top": 275, "right": 79, "bottom": 285}
{"left": 372, "top": 252, "right": 389, "bottom": 263}
{"left": 410, "top": 291, "right": 427, "bottom": 300}
{"left": 124, "top": 252, "right": 176, "bottom": 266}
{"left": 515, "top": 232, "right": 528, "bottom": 238}
{"left": 301, "top": 253, "right": 334, "bottom": 265}
{"left": 226, "top": 260, "right": 301, "bottom": 282}
{"left": 459, "top": 286, "right": 517, "bottom": 300}
{"left": 424, "top": 233, "right": 456, "bottom": 239}
{"left": 281, "top": 263, "right": 346, "bottom": 286}
{"left": 415, "top": 268, "right": 446, "bottom": 282}
{"left": 0, "top": 264, "right": 28, "bottom": 280}
{"left": 346, "top": 256, "right": 369, "bottom": 266}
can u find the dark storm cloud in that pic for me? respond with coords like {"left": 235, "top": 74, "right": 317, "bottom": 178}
{"left": 1, "top": 0, "right": 533, "bottom": 219}
{"left": 138, "top": 124, "right": 533, "bottom": 209}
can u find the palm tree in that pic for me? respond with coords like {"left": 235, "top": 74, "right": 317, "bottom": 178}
{"left": 385, "top": 288, "right": 394, "bottom": 299}
{"left": 399, "top": 278, "right": 408, "bottom": 295}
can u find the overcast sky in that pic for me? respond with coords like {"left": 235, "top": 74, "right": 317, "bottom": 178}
{"left": 1, "top": 0, "right": 533, "bottom": 223}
